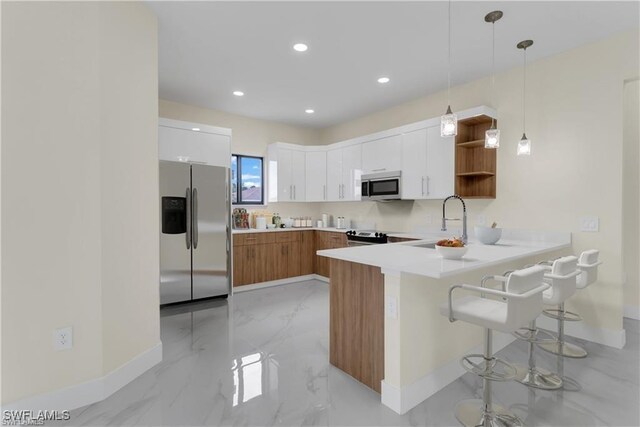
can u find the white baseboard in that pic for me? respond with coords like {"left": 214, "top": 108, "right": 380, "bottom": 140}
{"left": 381, "top": 333, "right": 515, "bottom": 415}
{"left": 536, "top": 315, "right": 626, "bottom": 349}
{"left": 232, "top": 274, "right": 328, "bottom": 293}
{"left": 1, "top": 342, "right": 162, "bottom": 412}
{"left": 624, "top": 305, "right": 640, "bottom": 321}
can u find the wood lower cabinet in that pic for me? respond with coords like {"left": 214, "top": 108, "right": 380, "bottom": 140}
{"left": 232, "top": 230, "right": 347, "bottom": 286}
{"left": 315, "top": 230, "right": 348, "bottom": 278}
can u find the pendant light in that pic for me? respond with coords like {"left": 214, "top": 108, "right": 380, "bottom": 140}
{"left": 440, "top": 0, "right": 457, "bottom": 137}
{"left": 517, "top": 40, "right": 533, "bottom": 156}
{"left": 484, "top": 10, "right": 503, "bottom": 149}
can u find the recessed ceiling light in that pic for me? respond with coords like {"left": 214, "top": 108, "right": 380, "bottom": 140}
{"left": 233, "top": 91, "right": 244, "bottom": 97}
{"left": 377, "top": 77, "right": 390, "bottom": 84}
{"left": 293, "top": 43, "right": 308, "bottom": 52}
{"left": 305, "top": 109, "right": 315, "bottom": 114}
{"left": 191, "top": 127, "right": 200, "bottom": 132}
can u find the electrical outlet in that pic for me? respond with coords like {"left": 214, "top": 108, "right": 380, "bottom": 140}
{"left": 425, "top": 214, "right": 433, "bottom": 225}
{"left": 476, "top": 215, "right": 487, "bottom": 226}
{"left": 385, "top": 295, "right": 398, "bottom": 319}
{"left": 579, "top": 216, "right": 599, "bottom": 232}
{"left": 54, "top": 327, "right": 73, "bottom": 351}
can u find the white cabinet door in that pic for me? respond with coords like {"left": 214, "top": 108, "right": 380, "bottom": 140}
{"left": 305, "top": 151, "right": 327, "bottom": 202}
{"left": 276, "top": 148, "right": 293, "bottom": 201}
{"left": 401, "top": 128, "right": 428, "bottom": 200}
{"left": 326, "top": 148, "right": 342, "bottom": 201}
{"left": 291, "top": 150, "right": 306, "bottom": 201}
{"left": 425, "top": 126, "right": 454, "bottom": 199}
{"left": 362, "top": 135, "right": 402, "bottom": 174}
{"left": 159, "top": 125, "right": 231, "bottom": 167}
{"left": 341, "top": 144, "right": 362, "bottom": 201}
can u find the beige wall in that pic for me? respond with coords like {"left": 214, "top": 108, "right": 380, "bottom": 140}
{"left": 623, "top": 79, "right": 640, "bottom": 316}
{"left": 318, "top": 30, "right": 639, "bottom": 333}
{"left": 1, "top": 1, "right": 159, "bottom": 404}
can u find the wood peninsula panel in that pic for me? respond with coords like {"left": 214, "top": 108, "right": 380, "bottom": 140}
{"left": 315, "top": 231, "right": 348, "bottom": 278}
{"left": 329, "top": 259, "right": 384, "bottom": 393}
{"left": 388, "top": 236, "right": 419, "bottom": 243}
{"left": 300, "top": 231, "right": 315, "bottom": 275}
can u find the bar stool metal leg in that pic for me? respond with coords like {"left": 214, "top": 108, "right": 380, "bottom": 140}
{"left": 537, "top": 303, "right": 587, "bottom": 359}
{"left": 512, "top": 321, "right": 563, "bottom": 390}
{"left": 455, "top": 329, "right": 523, "bottom": 427}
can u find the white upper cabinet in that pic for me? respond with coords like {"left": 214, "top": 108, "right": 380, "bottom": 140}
{"left": 425, "top": 126, "right": 454, "bottom": 199}
{"left": 158, "top": 119, "right": 231, "bottom": 167}
{"left": 305, "top": 151, "right": 327, "bottom": 202}
{"left": 326, "top": 144, "right": 362, "bottom": 201}
{"left": 401, "top": 126, "right": 454, "bottom": 200}
{"left": 268, "top": 145, "right": 306, "bottom": 202}
{"left": 362, "top": 135, "right": 402, "bottom": 174}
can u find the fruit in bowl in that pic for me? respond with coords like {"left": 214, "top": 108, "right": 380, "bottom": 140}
{"left": 435, "top": 238, "right": 468, "bottom": 259}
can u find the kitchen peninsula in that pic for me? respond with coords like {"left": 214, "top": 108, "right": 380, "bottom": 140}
{"left": 317, "top": 230, "right": 571, "bottom": 414}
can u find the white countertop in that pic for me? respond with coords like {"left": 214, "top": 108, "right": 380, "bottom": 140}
{"left": 317, "top": 230, "right": 571, "bottom": 279}
{"left": 232, "top": 227, "right": 347, "bottom": 234}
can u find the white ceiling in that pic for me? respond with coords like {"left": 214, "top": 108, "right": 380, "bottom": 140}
{"left": 148, "top": 1, "right": 639, "bottom": 129}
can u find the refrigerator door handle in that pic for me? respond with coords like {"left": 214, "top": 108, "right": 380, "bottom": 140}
{"left": 192, "top": 187, "right": 199, "bottom": 249}
{"left": 185, "top": 187, "right": 191, "bottom": 249}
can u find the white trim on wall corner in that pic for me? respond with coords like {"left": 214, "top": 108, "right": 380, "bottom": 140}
{"left": 1, "top": 342, "right": 162, "bottom": 412}
{"left": 381, "top": 332, "right": 515, "bottom": 415}
{"left": 536, "top": 316, "right": 626, "bottom": 349}
{"left": 624, "top": 305, "right": 640, "bottom": 321}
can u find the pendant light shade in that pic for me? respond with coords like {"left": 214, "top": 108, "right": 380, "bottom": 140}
{"left": 484, "top": 11, "right": 502, "bottom": 149}
{"left": 517, "top": 133, "right": 531, "bottom": 155}
{"left": 517, "top": 39, "right": 533, "bottom": 156}
{"left": 440, "top": 0, "right": 457, "bottom": 137}
{"left": 441, "top": 106, "right": 458, "bottom": 137}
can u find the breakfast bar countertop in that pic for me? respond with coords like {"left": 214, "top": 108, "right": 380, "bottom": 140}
{"left": 317, "top": 229, "right": 572, "bottom": 279}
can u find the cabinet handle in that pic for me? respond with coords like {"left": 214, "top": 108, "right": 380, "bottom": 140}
{"left": 323, "top": 184, "right": 326, "bottom": 200}
{"left": 426, "top": 176, "right": 430, "bottom": 195}
{"left": 294, "top": 185, "right": 296, "bottom": 200}
{"left": 372, "top": 168, "right": 386, "bottom": 172}
{"left": 421, "top": 177, "right": 425, "bottom": 196}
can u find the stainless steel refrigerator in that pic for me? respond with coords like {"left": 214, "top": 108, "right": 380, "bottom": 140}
{"left": 159, "top": 161, "right": 230, "bottom": 305}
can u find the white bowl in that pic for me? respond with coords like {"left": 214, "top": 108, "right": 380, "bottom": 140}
{"left": 475, "top": 226, "right": 502, "bottom": 245}
{"left": 435, "top": 245, "right": 468, "bottom": 260}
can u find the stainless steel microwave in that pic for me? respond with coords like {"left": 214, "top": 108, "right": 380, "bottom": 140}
{"left": 361, "top": 171, "right": 402, "bottom": 201}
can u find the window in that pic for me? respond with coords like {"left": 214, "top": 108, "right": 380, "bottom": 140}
{"left": 231, "top": 155, "right": 264, "bottom": 205}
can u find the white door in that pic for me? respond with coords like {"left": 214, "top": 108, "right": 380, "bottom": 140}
{"left": 362, "top": 135, "right": 402, "bottom": 174}
{"left": 341, "top": 144, "right": 362, "bottom": 201}
{"left": 277, "top": 148, "right": 293, "bottom": 201}
{"left": 401, "top": 128, "right": 428, "bottom": 200}
{"left": 425, "top": 126, "right": 454, "bottom": 199}
{"left": 291, "top": 150, "right": 306, "bottom": 201}
{"left": 326, "top": 148, "right": 343, "bottom": 201}
{"left": 305, "top": 151, "right": 327, "bottom": 202}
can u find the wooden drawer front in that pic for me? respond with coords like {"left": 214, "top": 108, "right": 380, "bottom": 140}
{"left": 275, "top": 231, "right": 300, "bottom": 243}
{"left": 234, "top": 233, "right": 276, "bottom": 246}
{"left": 326, "top": 232, "right": 347, "bottom": 248}
{"left": 388, "top": 236, "right": 418, "bottom": 243}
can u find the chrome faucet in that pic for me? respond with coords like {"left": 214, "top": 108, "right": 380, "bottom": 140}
{"left": 441, "top": 195, "right": 468, "bottom": 244}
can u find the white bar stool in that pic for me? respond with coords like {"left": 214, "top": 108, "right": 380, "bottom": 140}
{"left": 511, "top": 256, "right": 578, "bottom": 390}
{"left": 440, "top": 265, "right": 549, "bottom": 427}
{"left": 537, "top": 251, "right": 597, "bottom": 359}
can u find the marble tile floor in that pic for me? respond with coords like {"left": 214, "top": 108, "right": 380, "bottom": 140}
{"left": 55, "top": 280, "right": 639, "bottom": 426}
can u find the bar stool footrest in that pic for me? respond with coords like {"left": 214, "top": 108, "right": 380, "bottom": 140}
{"left": 512, "top": 327, "right": 556, "bottom": 343}
{"left": 536, "top": 339, "right": 588, "bottom": 358}
{"left": 542, "top": 308, "right": 582, "bottom": 322}
{"left": 460, "top": 354, "right": 517, "bottom": 381}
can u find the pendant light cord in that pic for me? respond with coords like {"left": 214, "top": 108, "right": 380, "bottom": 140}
{"left": 523, "top": 47, "right": 527, "bottom": 133}
{"left": 447, "top": 0, "right": 452, "bottom": 106}
{"left": 491, "top": 21, "right": 496, "bottom": 128}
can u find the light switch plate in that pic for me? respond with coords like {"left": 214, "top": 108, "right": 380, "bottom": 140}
{"left": 476, "top": 215, "right": 487, "bottom": 226}
{"left": 579, "top": 216, "right": 599, "bottom": 232}
{"left": 425, "top": 214, "right": 432, "bottom": 225}
{"left": 385, "top": 295, "right": 398, "bottom": 319}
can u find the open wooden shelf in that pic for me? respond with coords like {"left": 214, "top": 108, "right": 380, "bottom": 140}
{"left": 456, "top": 139, "right": 485, "bottom": 149}
{"left": 456, "top": 171, "right": 495, "bottom": 177}
{"left": 455, "top": 115, "right": 497, "bottom": 199}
